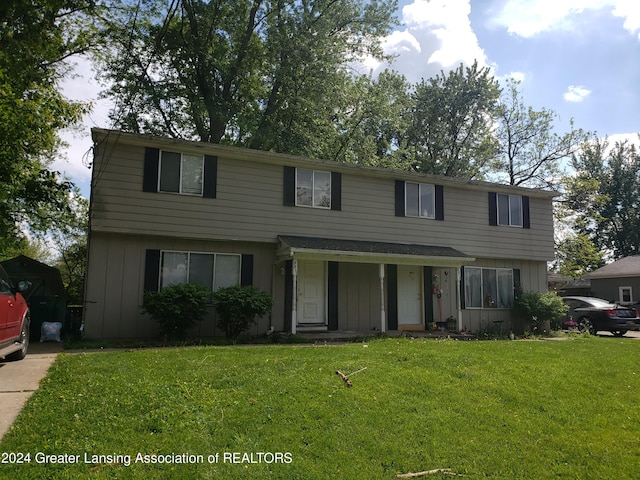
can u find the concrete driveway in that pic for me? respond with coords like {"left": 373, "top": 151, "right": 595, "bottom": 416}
{"left": 0, "top": 342, "right": 63, "bottom": 441}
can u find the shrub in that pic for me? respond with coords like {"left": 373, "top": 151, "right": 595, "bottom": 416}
{"left": 212, "top": 285, "right": 273, "bottom": 339}
{"left": 143, "top": 283, "right": 209, "bottom": 339}
{"left": 513, "top": 290, "right": 569, "bottom": 334}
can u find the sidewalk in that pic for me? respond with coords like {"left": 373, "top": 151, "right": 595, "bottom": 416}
{"left": 0, "top": 342, "right": 63, "bottom": 441}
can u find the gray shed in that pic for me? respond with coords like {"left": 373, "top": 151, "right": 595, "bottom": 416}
{"left": 0, "top": 255, "right": 67, "bottom": 340}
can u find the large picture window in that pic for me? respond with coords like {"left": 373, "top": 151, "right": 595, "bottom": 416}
{"left": 160, "top": 251, "right": 240, "bottom": 293}
{"left": 497, "top": 194, "right": 523, "bottom": 227}
{"left": 159, "top": 151, "right": 204, "bottom": 195}
{"left": 296, "top": 169, "right": 331, "bottom": 208}
{"left": 464, "top": 267, "right": 514, "bottom": 309}
{"left": 405, "top": 182, "right": 435, "bottom": 218}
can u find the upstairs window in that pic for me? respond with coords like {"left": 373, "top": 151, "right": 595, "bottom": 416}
{"left": 159, "top": 151, "right": 204, "bottom": 195}
{"left": 405, "top": 182, "right": 435, "bottom": 218}
{"left": 284, "top": 166, "right": 341, "bottom": 210}
{"left": 296, "top": 169, "right": 331, "bottom": 208}
{"left": 143, "top": 147, "right": 217, "bottom": 198}
{"left": 395, "top": 180, "right": 444, "bottom": 220}
{"left": 498, "top": 194, "right": 522, "bottom": 227}
{"left": 488, "top": 192, "right": 530, "bottom": 228}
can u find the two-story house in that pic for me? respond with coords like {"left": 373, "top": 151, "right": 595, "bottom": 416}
{"left": 84, "top": 129, "right": 556, "bottom": 339}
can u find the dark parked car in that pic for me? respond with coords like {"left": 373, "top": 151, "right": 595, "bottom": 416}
{"left": 0, "top": 265, "right": 30, "bottom": 361}
{"left": 562, "top": 296, "right": 640, "bottom": 336}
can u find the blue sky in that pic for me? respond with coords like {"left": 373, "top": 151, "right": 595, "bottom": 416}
{"left": 58, "top": 0, "right": 640, "bottom": 198}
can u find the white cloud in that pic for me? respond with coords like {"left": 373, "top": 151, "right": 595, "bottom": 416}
{"left": 56, "top": 56, "right": 112, "bottom": 195}
{"left": 563, "top": 85, "right": 591, "bottom": 102}
{"left": 371, "top": 0, "right": 487, "bottom": 83}
{"left": 492, "top": 0, "right": 640, "bottom": 38}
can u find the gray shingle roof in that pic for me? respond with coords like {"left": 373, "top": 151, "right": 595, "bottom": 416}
{"left": 585, "top": 255, "right": 640, "bottom": 279}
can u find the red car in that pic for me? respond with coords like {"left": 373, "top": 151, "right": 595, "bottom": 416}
{"left": 0, "top": 265, "right": 30, "bottom": 361}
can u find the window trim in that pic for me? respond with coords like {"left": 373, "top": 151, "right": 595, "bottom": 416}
{"left": 295, "top": 168, "right": 332, "bottom": 209}
{"left": 158, "top": 150, "right": 205, "bottom": 196}
{"left": 159, "top": 250, "right": 242, "bottom": 293}
{"left": 464, "top": 266, "right": 515, "bottom": 310}
{"left": 405, "top": 182, "right": 436, "bottom": 219}
{"left": 619, "top": 286, "right": 633, "bottom": 305}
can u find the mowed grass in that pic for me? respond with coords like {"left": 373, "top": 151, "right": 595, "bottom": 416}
{"left": 1, "top": 337, "right": 639, "bottom": 479}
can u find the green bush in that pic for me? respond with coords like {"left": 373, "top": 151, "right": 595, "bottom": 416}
{"left": 212, "top": 285, "right": 273, "bottom": 338}
{"left": 513, "top": 290, "right": 569, "bottom": 334}
{"left": 143, "top": 283, "right": 209, "bottom": 339}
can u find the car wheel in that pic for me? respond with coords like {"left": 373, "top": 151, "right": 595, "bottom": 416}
{"left": 6, "top": 315, "right": 30, "bottom": 362}
{"left": 579, "top": 317, "right": 596, "bottom": 336}
{"left": 611, "top": 330, "right": 627, "bottom": 337}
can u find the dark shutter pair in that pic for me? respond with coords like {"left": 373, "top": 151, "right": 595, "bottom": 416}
{"left": 394, "top": 180, "right": 445, "bottom": 220}
{"left": 143, "top": 250, "right": 253, "bottom": 292}
{"left": 143, "top": 147, "right": 217, "bottom": 198}
{"left": 283, "top": 166, "right": 342, "bottom": 211}
{"left": 488, "top": 192, "right": 530, "bottom": 228}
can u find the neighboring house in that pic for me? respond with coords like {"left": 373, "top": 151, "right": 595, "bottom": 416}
{"left": 585, "top": 256, "right": 640, "bottom": 305}
{"left": 84, "top": 129, "right": 556, "bottom": 339}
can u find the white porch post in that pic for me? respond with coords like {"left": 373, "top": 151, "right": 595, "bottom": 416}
{"left": 456, "top": 266, "right": 463, "bottom": 332}
{"left": 291, "top": 259, "right": 298, "bottom": 335}
{"left": 379, "top": 264, "right": 386, "bottom": 333}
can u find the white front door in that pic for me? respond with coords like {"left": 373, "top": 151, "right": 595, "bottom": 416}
{"left": 398, "top": 265, "right": 423, "bottom": 330}
{"left": 297, "top": 261, "right": 327, "bottom": 326}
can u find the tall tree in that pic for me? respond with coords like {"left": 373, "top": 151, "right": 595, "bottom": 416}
{"left": 0, "top": 0, "right": 96, "bottom": 253}
{"left": 96, "top": 0, "right": 398, "bottom": 159}
{"left": 565, "top": 136, "right": 640, "bottom": 259}
{"left": 554, "top": 233, "right": 605, "bottom": 279}
{"left": 400, "top": 61, "right": 501, "bottom": 178}
{"left": 493, "top": 79, "right": 589, "bottom": 189}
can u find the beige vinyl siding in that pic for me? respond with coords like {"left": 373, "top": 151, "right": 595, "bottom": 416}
{"left": 90, "top": 133, "right": 555, "bottom": 262}
{"left": 338, "top": 263, "right": 382, "bottom": 332}
{"left": 84, "top": 232, "right": 278, "bottom": 339}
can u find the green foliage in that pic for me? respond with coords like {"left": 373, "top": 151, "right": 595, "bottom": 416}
{"left": 513, "top": 290, "right": 569, "bottom": 332}
{"left": 566, "top": 136, "right": 640, "bottom": 258}
{"left": 143, "top": 283, "right": 209, "bottom": 339}
{"left": 96, "top": 0, "right": 397, "bottom": 159}
{"left": 554, "top": 233, "right": 605, "bottom": 279}
{"left": 402, "top": 60, "right": 501, "bottom": 178}
{"left": 0, "top": 0, "right": 96, "bottom": 245}
{"left": 493, "top": 79, "right": 589, "bottom": 189}
{"left": 212, "top": 285, "right": 273, "bottom": 339}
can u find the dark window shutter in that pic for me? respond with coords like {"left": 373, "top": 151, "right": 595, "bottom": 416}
{"left": 423, "top": 267, "right": 433, "bottom": 327}
{"left": 395, "top": 180, "right": 405, "bottom": 217}
{"left": 460, "top": 266, "right": 466, "bottom": 309}
{"left": 513, "top": 268, "right": 521, "bottom": 302}
{"left": 284, "top": 260, "right": 293, "bottom": 331}
{"left": 522, "top": 196, "right": 530, "bottom": 229}
{"left": 330, "top": 172, "right": 341, "bottom": 211}
{"left": 488, "top": 192, "right": 497, "bottom": 226}
{"left": 435, "top": 185, "right": 444, "bottom": 221}
{"left": 241, "top": 254, "right": 254, "bottom": 286}
{"left": 283, "top": 166, "right": 296, "bottom": 206}
{"left": 143, "top": 148, "right": 160, "bottom": 192}
{"left": 203, "top": 155, "right": 218, "bottom": 198}
{"left": 387, "top": 265, "right": 398, "bottom": 330}
{"left": 144, "top": 249, "right": 161, "bottom": 292}
{"left": 328, "top": 262, "right": 339, "bottom": 330}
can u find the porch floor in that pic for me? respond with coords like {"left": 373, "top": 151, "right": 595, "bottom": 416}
{"left": 296, "top": 330, "right": 478, "bottom": 342}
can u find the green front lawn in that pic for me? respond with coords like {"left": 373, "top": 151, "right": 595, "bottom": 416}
{"left": 1, "top": 337, "right": 639, "bottom": 479}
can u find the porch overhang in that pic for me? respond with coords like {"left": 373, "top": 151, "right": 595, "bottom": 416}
{"left": 277, "top": 235, "right": 474, "bottom": 267}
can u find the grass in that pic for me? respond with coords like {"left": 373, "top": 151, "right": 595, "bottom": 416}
{"left": 1, "top": 336, "right": 639, "bottom": 479}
